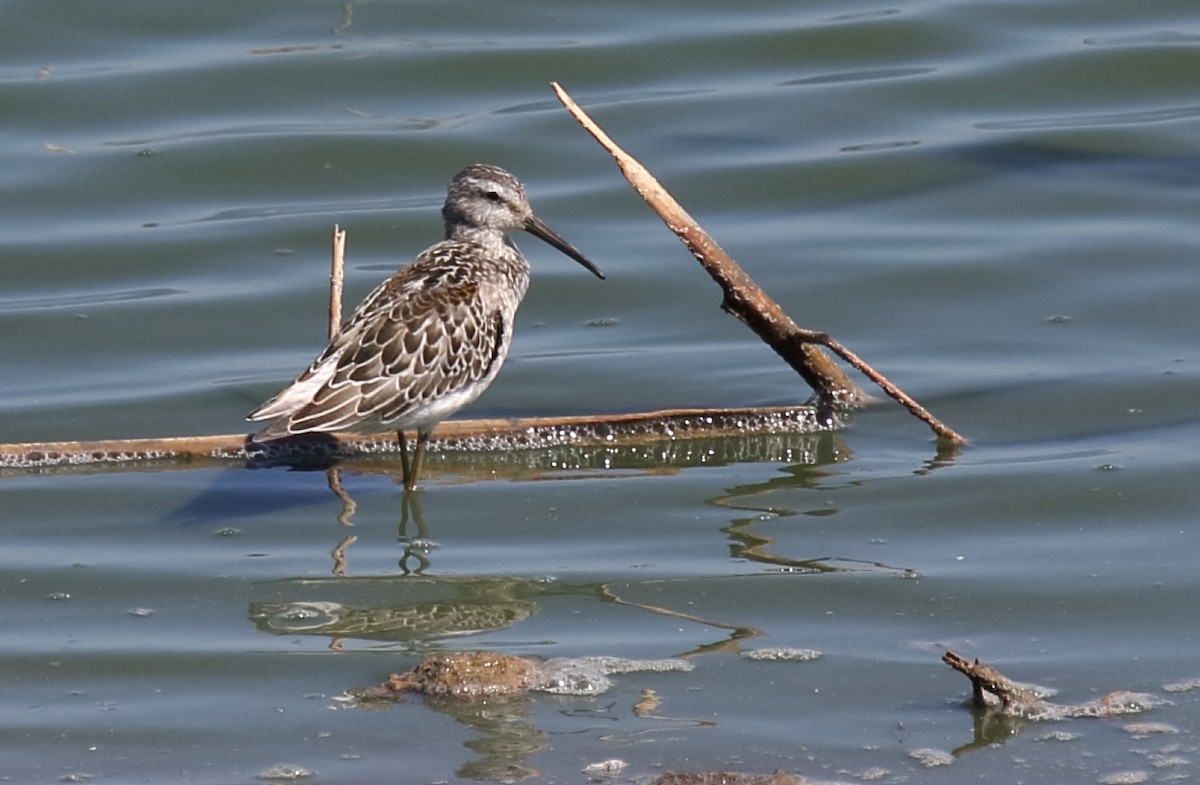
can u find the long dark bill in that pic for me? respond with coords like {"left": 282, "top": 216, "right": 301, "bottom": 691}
{"left": 524, "top": 215, "right": 605, "bottom": 280}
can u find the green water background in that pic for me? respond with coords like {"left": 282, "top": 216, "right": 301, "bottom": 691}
{"left": 2, "top": 1, "right": 1198, "bottom": 782}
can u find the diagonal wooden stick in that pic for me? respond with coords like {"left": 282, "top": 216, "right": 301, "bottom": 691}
{"left": 551, "top": 82, "right": 966, "bottom": 447}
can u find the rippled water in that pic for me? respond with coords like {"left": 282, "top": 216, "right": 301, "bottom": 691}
{"left": 2, "top": 1, "right": 1199, "bottom": 783}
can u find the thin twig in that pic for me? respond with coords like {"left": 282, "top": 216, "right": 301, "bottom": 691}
{"left": 329, "top": 224, "right": 347, "bottom": 338}
{"left": 550, "top": 82, "right": 966, "bottom": 447}
{"left": 327, "top": 225, "right": 351, "bottom": 518}
{"left": 816, "top": 334, "right": 966, "bottom": 445}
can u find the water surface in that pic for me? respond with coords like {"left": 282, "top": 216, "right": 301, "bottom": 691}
{"left": 2, "top": 1, "right": 1198, "bottom": 783}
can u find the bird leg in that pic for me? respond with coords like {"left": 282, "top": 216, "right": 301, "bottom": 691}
{"left": 408, "top": 429, "right": 432, "bottom": 492}
{"left": 398, "top": 429, "right": 432, "bottom": 492}
{"left": 398, "top": 430, "right": 412, "bottom": 485}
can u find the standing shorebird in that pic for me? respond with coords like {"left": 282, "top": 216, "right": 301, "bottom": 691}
{"left": 247, "top": 164, "right": 604, "bottom": 490}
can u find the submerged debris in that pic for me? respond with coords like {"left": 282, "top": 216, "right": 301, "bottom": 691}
{"left": 359, "top": 650, "right": 693, "bottom": 702}
{"left": 370, "top": 651, "right": 539, "bottom": 700}
{"left": 1034, "top": 730, "right": 1078, "bottom": 742}
{"left": 256, "top": 764, "right": 314, "bottom": 780}
{"left": 1163, "top": 677, "right": 1200, "bottom": 693}
{"left": 942, "top": 650, "right": 1168, "bottom": 720}
{"left": 1121, "top": 721, "right": 1179, "bottom": 737}
{"left": 582, "top": 758, "right": 628, "bottom": 778}
{"left": 741, "top": 647, "right": 821, "bottom": 662}
{"left": 649, "top": 773, "right": 805, "bottom": 785}
{"left": 633, "top": 688, "right": 661, "bottom": 717}
{"left": 908, "top": 748, "right": 954, "bottom": 768}
{"left": 855, "top": 767, "right": 890, "bottom": 780}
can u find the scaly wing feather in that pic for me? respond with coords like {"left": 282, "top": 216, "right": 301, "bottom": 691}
{"left": 248, "top": 244, "right": 508, "bottom": 438}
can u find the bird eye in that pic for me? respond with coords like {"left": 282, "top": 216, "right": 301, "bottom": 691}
{"left": 484, "top": 191, "right": 502, "bottom": 203}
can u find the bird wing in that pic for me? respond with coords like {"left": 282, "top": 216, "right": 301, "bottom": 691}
{"left": 248, "top": 257, "right": 506, "bottom": 436}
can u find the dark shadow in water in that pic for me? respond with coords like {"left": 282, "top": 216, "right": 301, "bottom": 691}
{"left": 164, "top": 465, "right": 334, "bottom": 525}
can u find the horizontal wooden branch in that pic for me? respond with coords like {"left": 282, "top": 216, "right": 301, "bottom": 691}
{"left": 0, "top": 405, "right": 834, "bottom": 471}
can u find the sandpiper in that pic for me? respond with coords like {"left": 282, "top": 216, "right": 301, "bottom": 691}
{"left": 247, "top": 164, "right": 604, "bottom": 490}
